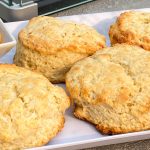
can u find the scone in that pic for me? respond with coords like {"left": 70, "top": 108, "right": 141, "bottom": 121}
{"left": 0, "top": 64, "right": 70, "bottom": 150}
{"left": 14, "top": 16, "right": 106, "bottom": 83}
{"left": 109, "top": 11, "right": 150, "bottom": 50}
{"left": 66, "top": 44, "right": 150, "bottom": 134}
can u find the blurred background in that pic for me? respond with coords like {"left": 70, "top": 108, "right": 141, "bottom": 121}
{"left": 0, "top": 0, "right": 150, "bottom": 22}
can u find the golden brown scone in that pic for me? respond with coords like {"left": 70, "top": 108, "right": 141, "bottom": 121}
{"left": 0, "top": 64, "right": 70, "bottom": 150}
{"left": 66, "top": 44, "right": 150, "bottom": 134}
{"left": 109, "top": 11, "right": 150, "bottom": 51}
{"left": 14, "top": 16, "right": 106, "bottom": 83}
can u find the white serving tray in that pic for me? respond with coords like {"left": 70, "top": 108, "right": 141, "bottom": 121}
{"left": 0, "top": 8, "right": 150, "bottom": 150}
{"left": 0, "top": 19, "right": 16, "bottom": 58}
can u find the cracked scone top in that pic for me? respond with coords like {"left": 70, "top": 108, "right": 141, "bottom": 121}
{"left": 66, "top": 44, "right": 150, "bottom": 134}
{"left": 109, "top": 11, "right": 150, "bottom": 51}
{"left": 14, "top": 16, "right": 106, "bottom": 83}
{"left": 0, "top": 64, "right": 70, "bottom": 149}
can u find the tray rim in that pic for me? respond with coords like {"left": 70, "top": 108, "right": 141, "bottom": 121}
{"left": 27, "top": 130, "right": 150, "bottom": 150}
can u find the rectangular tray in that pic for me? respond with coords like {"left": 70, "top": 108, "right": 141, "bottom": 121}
{"left": 1, "top": 8, "right": 150, "bottom": 150}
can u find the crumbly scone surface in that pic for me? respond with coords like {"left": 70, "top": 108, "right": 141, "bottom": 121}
{"left": 109, "top": 11, "right": 150, "bottom": 50}
{"left": 66, "top": 44, "right": 150, "bottom": 134}
{"left": 0, "top": 64, "right": 70, "bottom": 149}
{"left": 14, "top": 41, "right": 89, "bottom": 83}
{"left": 19, "top": 16, "right": 106, "bottom": 55}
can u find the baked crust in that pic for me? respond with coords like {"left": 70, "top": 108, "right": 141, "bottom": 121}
{"left": 0, "top": 64, "right": 70, "bottom": 149}
{"left": 14, "top": 16, "right": 106, "bottom": 83}
{"left": 66, "top": 44, "right": 150, "bottom": 134}
{"left": 18, "top": 16, "right": 106, "bottom": 55}
{"left": 109, "top": 11, "right": 150, "bottom": 51}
